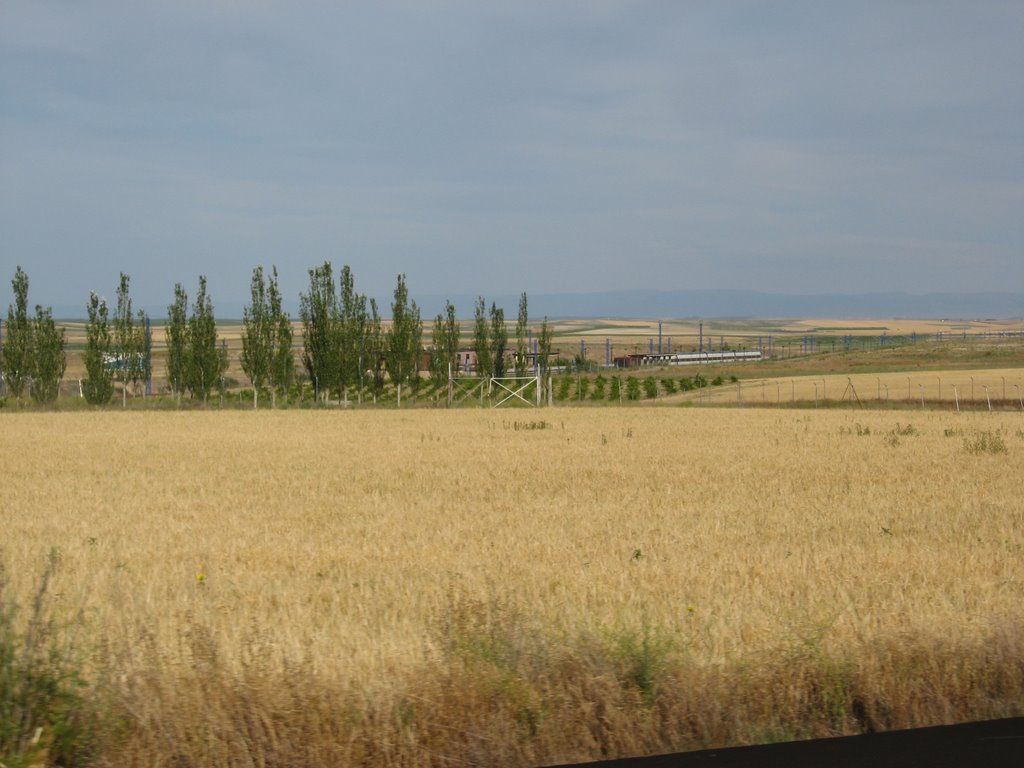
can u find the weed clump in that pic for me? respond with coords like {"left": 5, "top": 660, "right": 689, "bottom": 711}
{"left": 0, "top": 551, "right": 98, "bottom": 767}
{"left": 839, "top": 424, "right": 871, "bottom": 436}
{"left": 506, "top": 420, "right": 550, "bottom": 431}
{"left": 963, "top": 430, "right": 1008, "bottom": 455}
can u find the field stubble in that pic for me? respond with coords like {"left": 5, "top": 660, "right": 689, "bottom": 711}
{"left": 3, "top": 409, "right": 1023, "bottom": 765}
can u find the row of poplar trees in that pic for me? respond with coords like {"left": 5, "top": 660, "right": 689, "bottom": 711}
{"left": 87, "top": 272, "right": 250, "bottom": 406}
{"left": 82, "top": 272, "right": 223, "bottom": 406}
{"left": 296, "top": 262, "right": 421, "bottom": 406}
{"left": 438, "top": 291, "right": 554, "bottom": 383}
{"left": 0, "top": 266, "right": 229, "bottom": 406}
{"left": 2, "top": 263, "right": 552, "bottom": 407}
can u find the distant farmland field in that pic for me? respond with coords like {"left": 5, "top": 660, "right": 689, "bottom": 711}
{"left": 3, "top": 409, "right": 1023, "bottom": 765}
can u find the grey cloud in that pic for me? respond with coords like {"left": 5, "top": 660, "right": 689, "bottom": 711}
{"left": 2, "top": 1, "right": 1022, "bottom": 312}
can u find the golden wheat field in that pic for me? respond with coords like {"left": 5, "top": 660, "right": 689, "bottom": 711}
{"left": 3, "top": 408, "right": 1023, "bottom": 765}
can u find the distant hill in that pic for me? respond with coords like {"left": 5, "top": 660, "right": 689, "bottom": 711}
{"left": 49, "top": 289, "right": 1023, "bottom": 322}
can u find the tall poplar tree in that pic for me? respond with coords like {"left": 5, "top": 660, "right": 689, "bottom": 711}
{"left": 241, "top": 265, "right": 271, "bottom": 408}
{"left": 139, "top": 309, "right": 152, "bottom": 396}
{"left": 472, "top": 296, "right": 490, "bottom": 378}
{"left": 429, "top": 312, "right": 447, "bottom": 385}
{"left": 385, "top": 273, "right": 421, "bottom": 405}
{"left": 266, "top": 266, "right": 294, "bottom": 407}
{"left": 538, "top": 316, "right": 554, "bottom": 387}
{"left": 338, "top": 266, "right": 371, "bottom": 404}
{"left": 83, "top": 292, "right": 114, "bottom": 404}
{"left": 186, "top": 276, "right": 226, "bottom": 403}
{"left": 444, "top": 300, "right": 460, "bottom": 377}
{"left": 366, "top": 298, "right": 386, "bottom": 402}
{"left": 113, "top": 273, "right": 144, "bottom": 407}
{"left": 430, "top": 300, "right": 461, "bottom": 386}
{"left": 299, "top": 262, "right": 338, "bottom": 402}
{"left": 166, "top": 284, "right": 188, "bottom": 405}
{"left": 490, "top": 302, "right": 507, "bottom": 378}
{"left": 243, "top": 265, "right": 294, "bottom": 408}
{"left": 515, "top": 292, "right": 529, "bottom": 376}
{"left": 29, "top": 305, "right": 66, "bottom": 404}
{"left": 1, "top": 266, "right": 31, "bottom": 400}
{"left": 338, "top": 265, "right": 360, "bottom": 403}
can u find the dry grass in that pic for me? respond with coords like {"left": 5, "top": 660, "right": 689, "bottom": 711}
{"left": 672, "top": 367, "right": 1024, "bottom": 407}
{"left": 2, "top": 408, "right": 1023, "bottom": 765}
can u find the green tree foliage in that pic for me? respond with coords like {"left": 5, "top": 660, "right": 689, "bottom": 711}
{"left": 577, "top": 375, "right": 591, "bottom": 401}
{"left": 557, "top": 376, "right": 572, "bottom": 401}
{"left": 385, "top": 273, "right": 422, "bottom": 403}
{"left": 338, "top": 265, "right": 367, "bottom": 404}
{"left": 113, "top": 273, "right": 145, "bottom": 407}
{"left": 1, "top": 266, "right": 31, "bottom": 400}
{"left": 139, "top": 310, "right": 152, "bottom": 396}
{"left": 83, "top": 292, "right": 114, "bottom": 405}
{"left": 472, "top": 296, "right": 490, "bottom": 378}
{"left": 537, "top": 316, "right": 553, "bottom": 381}
{"left": 166, "top": 284, "right": 188, "bottom": 405}
{"left": 0, "top": 268, "right": 65, "bottom": 404}
{"left": 299, "top": 262, "right": 338, "bottom": 402}
{"left": 241, "top": 266, "right": 271, "bottom": 409}
{"left": 266, "top": 266, "right": 294, "bottom": 407}
{"left": 643, "top": 376, "right": 659, "bottom": 399}
{"left": 490, "top": 302, "right": 507, "bottom": 378}
{"left": 430, "top": 312, "right": 448, "bottom": 385}
{"left": 298, "top": 262, "right": 370, "bottom": 405}
{"left": 609, "top": 375, "right": 622, "bottom": 401}
{"left": 626, "top": 377, "right": 641, "bottom": 401}
{"left": 29, "top": 305, "right": 66, "bottom": 404}
{"left": 515, "top": 291, "right": 528, "bottom": 376}
{"left": 366, "top": 298, "right": 386, "bottom": 402}
{"left": 429, "top": 300, "right": 461, "bottom": 385}
{"left": 186, "top": 276, "right": 226, "bottom": 403}
{"left": 442, "top": 300, "right": 459, "bottom": 377}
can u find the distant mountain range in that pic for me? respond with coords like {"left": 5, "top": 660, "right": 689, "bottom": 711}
{"left": 418, "top": 289, "right": 1024, "bottom": 321}
{"left": 48, "top": 289, "right": 1023, "bottom": 321}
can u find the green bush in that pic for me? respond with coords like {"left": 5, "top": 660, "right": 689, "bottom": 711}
{"left": 577, "top": 377, "right": 591, "bottom": 401}
{"left": 557, "top": 377, "right": 572, "bottom": 401}
{"left": 642, "top": 377, "right": 658, "bottom": 399}
{"left": 626, "top": 377, "right": 641, "bottom": 401}
{"left": 609, "top": 376, "right": 622, "bottom": 401}
{"left": 591, "top": 375, "right": 606, "bottom": 401}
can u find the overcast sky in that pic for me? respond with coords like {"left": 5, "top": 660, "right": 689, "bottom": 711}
{"left": 2, "top": 1, "right": 1022, "bottom": 316}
